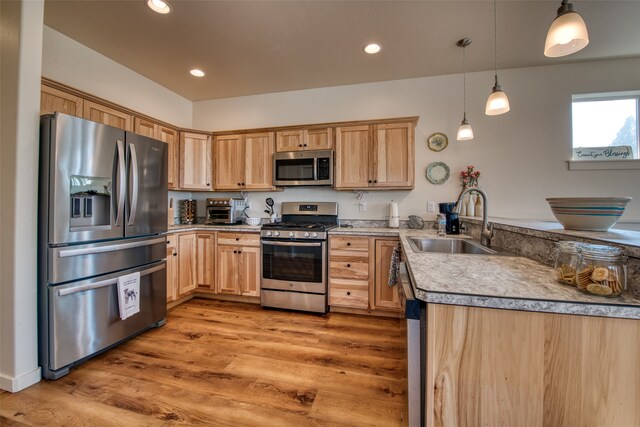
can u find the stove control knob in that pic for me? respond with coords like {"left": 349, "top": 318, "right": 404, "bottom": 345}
{"left": 273, "top": 231, "right": 280, "bottom": 237}
{"left": 289, "top": 231, "right": 295, "bottom": 237}
{"left": 303, "top": 232, "right": 310, "bottom": 238}
{"left": 311, "top": 232, "right": 318, "bottom": 238}
{"left": 265, "top": 231, "right": 272, "bottom": 237}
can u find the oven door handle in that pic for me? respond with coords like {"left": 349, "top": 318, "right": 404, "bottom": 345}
{"left": 261, "top": 240, "right": 323, "bottom": 247}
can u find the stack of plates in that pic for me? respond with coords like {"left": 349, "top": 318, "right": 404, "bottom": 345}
{"left": 546, "top": 197, "right": 631, "bottom": 231}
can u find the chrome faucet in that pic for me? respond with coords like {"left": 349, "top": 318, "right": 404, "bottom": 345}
{"left": 454, "top": 187, "right": 494, "bottom": 247}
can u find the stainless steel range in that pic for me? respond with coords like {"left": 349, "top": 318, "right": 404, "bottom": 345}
{"left": 260, "top": 202, "right": 338, "bottom": 313}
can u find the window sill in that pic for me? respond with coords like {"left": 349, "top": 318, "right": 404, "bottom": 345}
{"left": 567, "top": 159, "right": 640, "bottom": 171}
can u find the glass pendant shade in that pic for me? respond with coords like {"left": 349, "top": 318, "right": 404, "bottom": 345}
{"left": 485, "top": 82, "right": 510, "bottom": 116}
{"left": 544, "top": 9, "right": 589, "bottom": 57}
{"left": 457, "top": 118, "right": 474, "bottom": 141}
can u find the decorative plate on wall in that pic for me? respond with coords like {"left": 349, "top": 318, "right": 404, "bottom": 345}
{"left": 427, "top": 132, "right": 448, "bottom": 152}
{"left": 426, "top": 162, "right": 450, "bottom": 185}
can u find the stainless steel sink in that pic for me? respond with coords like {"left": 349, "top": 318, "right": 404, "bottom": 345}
{"left": 407, "top": 237, "right": 497, "bottom": 255}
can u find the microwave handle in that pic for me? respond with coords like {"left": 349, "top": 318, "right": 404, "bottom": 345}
{"left": 313, "top": 157, "right": 318, "bottom": 181}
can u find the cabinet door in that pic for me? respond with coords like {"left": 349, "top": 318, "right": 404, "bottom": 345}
{"left": 83, "top": 100, "right": 133, "bottom": 131}
{"left": 134, "top": 117, "right": 157, "bottom": 138}
{"left": 372, "top": 239, "right": 402, "bottom": 312}
{"left": 217, "top": 245, "right": 240, "bottom": 295}
{"left": 335, "top": 125, "right": 371, "bottom": 189}
{"left": 373, "top": 123, "right": 414, "bottom": 189}
{"left": 214, "top": 134, "right": 244, "bottom": 190}
{"left": 158, "top": 125, "right": 179, "bottom": 190}
{"left": 40, "top": 85, "right": 84, "bottom": 117}
{"left": 180, "top": 131, "right": 212, "bottom": 190}
{"left": 238, "top": 246, "right": 260, "bottom": 297}
{"left": 244, "top": 132, "right": 275, "bottom": 190}
{"left": 275, "top": 130, "right": 305, "bottom": 152}
{"left": 177, "top": 233, "right": 197, "bottom": 296}
{"left": 305, "top": 127, "right": 333, "bottom": 150}
{"left": 197, "top": 232, "right": 216, "bottom": 290}
{"left": 166, "top": 237, "right": 178, "bottom": 303}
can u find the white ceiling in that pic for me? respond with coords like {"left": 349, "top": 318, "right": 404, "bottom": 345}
{"left": 43, "top": 1, "right": 640, "bottom": 102}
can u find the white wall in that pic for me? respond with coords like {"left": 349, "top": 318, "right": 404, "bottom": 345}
{"left": 0, "top": 0, "right": 44, "bottom": 392}
{"left": 42, "top": 26, "right": 193, "bottom": 128}
{"left": 193, "top": 58, "right": 640, "bottom": 223}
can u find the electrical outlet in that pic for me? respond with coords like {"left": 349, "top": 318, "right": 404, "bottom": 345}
{"left": 427, "top": 201, "right": 435, "bottom": 212}
{"left": 359, "top": 202, "right": 367, "bottom": 212}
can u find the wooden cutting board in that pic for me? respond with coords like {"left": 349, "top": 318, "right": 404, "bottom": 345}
{"left": 168, "top": 198, "right": 174, "bottom": 226}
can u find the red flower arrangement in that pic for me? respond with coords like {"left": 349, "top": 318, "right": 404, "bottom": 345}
{"left": 459, "top": 165, "right": 481, "bottom": 188}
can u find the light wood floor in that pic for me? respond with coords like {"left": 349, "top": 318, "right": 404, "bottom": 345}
{"left": 1, "top": 299, "right": 408, "bottom": 426}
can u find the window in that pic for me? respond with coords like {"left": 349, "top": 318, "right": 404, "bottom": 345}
{"left": 572, "top": 92, "right": 639, "bottom": 161}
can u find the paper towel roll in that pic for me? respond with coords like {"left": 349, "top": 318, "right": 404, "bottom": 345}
{"left": 389, "top": 202, "right": 399, "bottom": 228}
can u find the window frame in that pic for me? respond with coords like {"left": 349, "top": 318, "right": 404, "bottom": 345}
{"left": 568, "top": 91, "right": 640, "bottom": 170}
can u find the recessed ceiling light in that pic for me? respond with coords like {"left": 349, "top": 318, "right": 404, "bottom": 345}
{"left": 147, "top": 0, "right": 171, "bottom": 14}
{"left": 190, "top": 69, "right": 205, "bottom": 77}
{"left": 363, "top": 43, "right": 382, "bottom": 54}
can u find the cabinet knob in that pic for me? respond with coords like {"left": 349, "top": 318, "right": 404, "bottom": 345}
{"left": 166, "top": 240, "right": 170, "bottom": 244}
{"left": 346, "top": 291, "right": 351, "bottom": 296}
{"left": 299, "top": 144, "right": 303, "bottom": 147}
{"left": 233, "top": 250, "right": 237, "bottom": 254}
{"left": 241, "top": 182, "right": 245, "bottom": 186}
{"left": 346, "top": 264, "right": 351, "bottom": 268}
{"left": 206, "top": 183, "right": 210, "bottom": 186}
{"left": 303, "top": 144, "right": 307, "bottom": 147}
{"left": 368, "top": 180, "right": 372, "bottom": 184}
{"left": 346, "top": 242, "right": 351, "bottom": 246}
{"left": 373, "top": 180, "right": 377, "bottom": 184}
{"left": 173, "top": 253, "right": 177, "bottom": 257}
{"left": 237, "top": 183, "right": 241, "bottom": 186}
{"left": 236, "top": 237, "right": 240, "bottom": 241}
{"left": 238, "top": 250, "right": 242, "bottom": 254}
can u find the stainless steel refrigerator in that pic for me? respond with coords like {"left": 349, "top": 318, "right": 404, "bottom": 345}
{"left": 38, "top": 112, "right": 168, "bottom": 379}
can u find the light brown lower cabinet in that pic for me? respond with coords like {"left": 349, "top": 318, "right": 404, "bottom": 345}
{"left": 166, "top": 237, "right": 178, "bottom": 303}
{"left": 177, "top": 233, "right": 197, "bottom": 296}
{"left": 425, "top": 303, "right": 640, "bottom": 427}
{"left": 196, "top": 232, "right": 216, "bottom": 289}
{"left": 328, "top": 236, "right": 402, "bottom": 313}
{"left": 216, "top": 232, "right": 260, "bottom": 297}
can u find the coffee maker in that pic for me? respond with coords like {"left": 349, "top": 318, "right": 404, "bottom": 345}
{"left": 438, "top": 202, "right": 460, "bottom": 234}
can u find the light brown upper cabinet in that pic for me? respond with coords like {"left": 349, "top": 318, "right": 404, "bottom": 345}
{"left": 335, "top": 121, "right": 415, "bottom": 190}
{"left": 214, "top": 132, "right": 275, "bottom": 191}
{"left": 275, "top": 127, "right": 333, "bottom": 152}
{"left": 180, "top": 131, "right": 212, "bottom": 191}
{"left": 83, "top": 100, "right": 133, "bottom": 131}
{"left": 40, "top": 84, "right": 84, "bottom": 117}
{"left": 134, "top": 117, "right": 179, "bottom": 189}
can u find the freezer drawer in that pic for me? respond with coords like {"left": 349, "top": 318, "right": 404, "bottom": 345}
{"left": 46, "top": 261, "right": 166, "bottom": 376}
{"left": 48, "top": 236, "right": 166, "bottom": 284}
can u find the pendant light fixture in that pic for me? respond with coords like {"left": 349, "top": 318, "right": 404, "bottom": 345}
{"left": 544, "top": 0, "right": 589, "bottom": 57}
{"left": 485, "top": 0, "right": 510, "bottom": 116}
{"left": 456, "top": 38, "right": 474, "bottom": 141}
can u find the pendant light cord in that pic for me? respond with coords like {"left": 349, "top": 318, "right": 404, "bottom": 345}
{"left": 493, "top": 0, "right": 499, "bottom": 85}
{"left": 463, "top": 43, "right": 467, "bottom": 120}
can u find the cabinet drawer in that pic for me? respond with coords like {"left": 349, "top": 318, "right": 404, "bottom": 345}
{"left": 329, "top": 255, "right": 369, "bottom": 280}
{"left": 329, "top": 279, "right": 369, "bottom": 309}
{"left": 217, "top": 232, "right": 260, "bottom": 247}
{"left": 330, "top": 236, "right": 369, "bottom": 252}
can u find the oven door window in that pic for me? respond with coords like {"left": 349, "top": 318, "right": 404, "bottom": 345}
{"left": 263, "top": 241, "right": 323, "bottom": 283}
{"left": 207, "top": 207, "right": 231, "bottom": 221}
{"left": 275, "top": 158, "right": 315, "bottom": 181}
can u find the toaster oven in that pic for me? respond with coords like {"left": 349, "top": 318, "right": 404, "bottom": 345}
{"left": 205, "top": 198, "right": 246, "bottom": 225}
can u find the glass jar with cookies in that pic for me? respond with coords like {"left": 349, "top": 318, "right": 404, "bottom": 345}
{"left": 554, "top": 241, "right": 583, "bottom": 286}
{"left": 575, "top": 244, "right": 627, "bottom": 297}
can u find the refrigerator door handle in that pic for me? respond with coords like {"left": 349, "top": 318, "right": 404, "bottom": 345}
{"left": 128, "top": 143, "right": 139, "bottom": 226}
{"left": 115, "top": 140, "right": 126, "bottom": 226}
{"left": 57, "top": 237, "right": 166, "bottom": 258}
{"left": 57, "top": 263, "right": 165, "bottom": 296}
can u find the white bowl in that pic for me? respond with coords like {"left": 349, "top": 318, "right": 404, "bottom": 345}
{"left": 546, "top": 197, "right": 631, "bottom": 231}
{"left": 245, "top": 217, "right": 262, "bottom": 226}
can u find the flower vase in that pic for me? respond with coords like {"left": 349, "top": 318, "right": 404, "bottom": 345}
{"left": 475, "top": 193, "right": 483, "bottom": 217}
{"left": 467, "top": 193, "right": 475, "bottom": 217}
{"left": 460, "top": 197, "right": 468, "bottom": 216}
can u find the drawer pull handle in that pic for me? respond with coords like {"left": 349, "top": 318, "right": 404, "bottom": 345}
{"left": 346, "top": 291, "right": 351, "bottom": 296}
{"left": 346, "top": 264, "right": 351, "bottom": 268}
{"left": 346, "top": 242, "right": 351, "bottom": 246}
{"left": 236, "top": 238, "right": 240, "bottom": 241}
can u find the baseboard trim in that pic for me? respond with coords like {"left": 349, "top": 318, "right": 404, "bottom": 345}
{"left": 0, "top": 366, "right": 41, "bottom": 393}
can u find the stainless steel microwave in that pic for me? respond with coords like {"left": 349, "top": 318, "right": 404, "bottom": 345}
{"left": 273, "top": 150, "right": 333, "bottom": 187}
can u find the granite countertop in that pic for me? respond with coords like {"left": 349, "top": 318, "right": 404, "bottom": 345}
{"left": 328, "top": 225, "right": 640, "bottom": 319}
{"left": 168, "top": 224, "right": 261, "bottom": 233}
